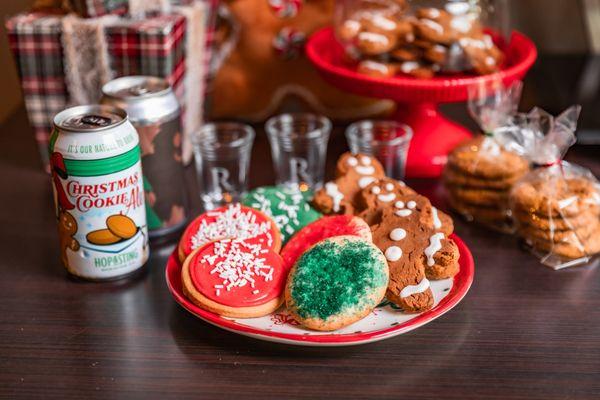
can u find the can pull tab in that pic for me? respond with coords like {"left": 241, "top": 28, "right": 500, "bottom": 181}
{"left": 81, "top": 115, "right": 112, "bottom": 127}
{"left": 130, "top": 85, "right": 149, "bottom": 96}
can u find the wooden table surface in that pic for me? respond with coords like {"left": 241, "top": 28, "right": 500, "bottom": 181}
{"left": 1, "top": 105, "right": 600, "bottom": 400}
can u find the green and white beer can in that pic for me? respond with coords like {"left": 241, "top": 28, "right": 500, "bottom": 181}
{"left": 49, "top": 105, "right": 149, "bottom": 280}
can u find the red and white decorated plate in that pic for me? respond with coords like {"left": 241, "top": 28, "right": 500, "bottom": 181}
{"left": 166, "top": 234, "right": 474, "bottom": 346}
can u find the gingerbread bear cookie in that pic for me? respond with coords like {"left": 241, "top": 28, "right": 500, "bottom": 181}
{"left": 371, "top": 194, "right": 460, "bottom": 312}
{"left": 313, "top": 152, "right": 385, "bottom": 215}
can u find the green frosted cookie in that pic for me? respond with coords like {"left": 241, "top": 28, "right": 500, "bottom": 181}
{"left": 242, "top": 186, "right": 322, "bottom": 243}
{"left": 285, "top": 236, "right": 389, "bottom": 331}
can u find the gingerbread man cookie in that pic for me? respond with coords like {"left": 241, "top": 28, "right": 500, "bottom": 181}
{"left": 57, "top": 211, "right": 80, "bottom": 271}
{"left": 313, "top": 153, "right": 385, "bottom": 215}
{"left": 371, "top": 194, "right": 460, "bottom": 312}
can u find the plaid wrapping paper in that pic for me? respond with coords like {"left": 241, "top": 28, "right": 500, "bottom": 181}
{"left": 6, "top": 12, "right": 188, "bottom": 169}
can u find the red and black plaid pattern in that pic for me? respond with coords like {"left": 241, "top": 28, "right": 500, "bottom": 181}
{"left": 6, "top": 12, "right": 189, "bottom": 169}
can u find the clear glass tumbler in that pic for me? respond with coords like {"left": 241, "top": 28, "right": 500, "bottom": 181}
{"left": 345, "top": 120, "right": 413, "bottom": 180}
{"left": 265, "top": 113, "right": 332, "bottom": 192}
{"left": 192, "top": 122, "right": 255, "bottom": 210}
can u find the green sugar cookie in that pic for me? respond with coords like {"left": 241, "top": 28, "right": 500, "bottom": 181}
{"left": 242, "top": 186, "right": 321, "bottom": 244}
{"left": 285, "top": 236, "right": 389, "bottom": 331}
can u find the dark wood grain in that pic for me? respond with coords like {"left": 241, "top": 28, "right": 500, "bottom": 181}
{"left": 1, "top": 93, "right": 600, "bottom": 399}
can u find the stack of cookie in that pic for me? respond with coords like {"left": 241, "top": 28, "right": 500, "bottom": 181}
{"left": 443, "top": 136, "right": 530, "bottom": 230}
{"left": 511, "top": 174, "right": 600, "bottom": 261}
{"left": 338, "top": 3, "right": 504, "bottom": 79}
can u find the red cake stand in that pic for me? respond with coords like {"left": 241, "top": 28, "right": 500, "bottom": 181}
{"left": 305, "top": 27, "right": 537, "bottom": 178}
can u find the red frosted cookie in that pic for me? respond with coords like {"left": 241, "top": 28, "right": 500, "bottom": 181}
{"left": 182, "top": 238, "right": 286, "bottom": 318}
{"left": 280, "top": 215, "right": 372, "bottom": 271}
{"left": 178, "top": 203, "right": 281, "bottom": 263}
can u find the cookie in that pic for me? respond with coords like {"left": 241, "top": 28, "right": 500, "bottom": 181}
{"left": 513, "top": 208, "right": 599, "bottom": 231}
{"left": 357, "top": 60, "right": 395, "bottom": 78}
{"left": 443, "top": 165, "right": 521, "bottom": 190}
{"left": 517, "top": 220, "right": 598, "bottom": 243}
{"left": 280, "top": 215, "right": 372, "bottom": 272}
{"left": 447, "top": 137, "right": 530, "bottom": 179}
{"left": 106, "top": 214, "right": 137, "bottom": 239}
{"left": 86, "top": 229, "right": 122, "bottom": 245}
{"left": 242, "top": 186, "right": 321, "bottom": 244}
{"left": 177, "top": 204, "right": 281, "bottom": 263}
{"left": 459, "top": 34, "right": 503, "bottom": 75}
{"left": 314, "top": 153, "right": 386, "bottom": 215}
{"left": 182, "top": 238, "right": 286, "bottom": 318}
{"left": 394, "top": 61, "right": 435, "bottom": 78}
{"left": 446, "top": 185, "right": 509, "bottom": 207}
{"left": 371, "top": 196, "right": 459, "bottom": 313}
{"left": 285, "top": 236, "right": 389, "bottom": 331}
{"left": 390, "top": 46, "right": 422, "bottom": 62}
{"left": 448, "top": 194, "right": 511, "bottom": 223}
{"left": 356, "top": 177, "right": 416, "bottom": 225}
{"left": 414, "top": 9, "right": 456, "bottom": 45}
{"left": 356, "top": 31, "right": 397, "bottom": 56}
{"left": 423, "top": 44, "right": 447, "bottom": 64}
{"left": 511, "top": 177, "right": 600, "bottom": 218}
{"left": 523, "top": 226, "right": 600, "bottom": 259}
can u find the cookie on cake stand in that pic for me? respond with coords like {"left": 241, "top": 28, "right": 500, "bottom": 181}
{"left": 305, "top": 27, "right": 536, "bottom": 178}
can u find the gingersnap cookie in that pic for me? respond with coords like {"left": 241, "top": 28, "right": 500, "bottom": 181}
{"left": 447, "top": 137, "right": 530, "bottom": 179}
{"left": 517, "top": 220, "right": 598, "bottom": 243}
{"left": 314, "top": 153, "right": 386, "bottom": 215}
{"left": 443, "top": 165, "right": 521, "bottom": 190}
{"left": 242, "top": 186, "right": 321, "bottom": 244}
{"left": 513, "top": 208, "right": 598, "bottom": 231}
{"left": 182, "top": 238, "right": 286, "bottom": 318}
{"left": 177, "top": 204, "right": 281, "bottom": 263}
{"left": 523, "top": 226, "right": 600, "bottom": 259}
{"left": 86, "top": 229, "right": 122, "bottom": 245}
{"left": 448, "top": 194, "right": 512, "bottom": 223}
{"left": 446, "top": 185, "right": 509, "bottom": 207}
{"left": 511, "top": 177, "right": 600, "bottom": 218}
{"left": 371, "top": 197, "right": 459, "bottom": 313}
{"left": 357, "top": 60, "right": 396, "bottom": 78}
{"left": 356, "top": 177, "right": 416, "bottom": 225}
{"left": 356, "top": 30, "right": 398, "bottom": 56}
{"left": 280, "top": 215, "right": 372, "bottom": 272}
{"left": 285, "top": 236, "right": 389, "bottom": 331}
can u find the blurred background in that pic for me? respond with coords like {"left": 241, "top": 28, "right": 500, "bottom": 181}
{"left": 1, "top": 0, "right": 599, "bottom": 149}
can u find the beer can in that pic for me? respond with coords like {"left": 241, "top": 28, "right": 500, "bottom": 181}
{"left": 101, "top": 76, "right": 188, "bottom": 241}
{"left": 50, "top": 105, "right": 149, "bottom": 280}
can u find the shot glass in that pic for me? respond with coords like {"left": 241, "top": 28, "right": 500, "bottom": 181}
{"left": 192, "top": 122, "right": 255, "bottom": 210}
{"left": 265, "top": 113, "right": 332, "bottom": 192}
{"left": 345, "top": 120, "right": 413, "bottom": 180}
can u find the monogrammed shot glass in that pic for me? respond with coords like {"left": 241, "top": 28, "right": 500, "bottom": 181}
{"left": 265, "top": 113, "right": 331, "bottom": 192}
{"left": 192, "top": 122, "right": 255, "bottom": 210}
{"left": 345, "top": 120, "right": 413, "bottom": 180}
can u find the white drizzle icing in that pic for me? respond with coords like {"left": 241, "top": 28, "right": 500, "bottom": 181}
{"left": 325, "top": 182, "right": 344, "bottom": 212}
{"left": 355, "top": 165, "right": 376, "bottom": 175}
{"left": 396, "top": 209, "right": 412, "bottom": 217}
{"left": 431, "top": 207, "right": 442, "bottom": 229}
{"left": 358, "top": 176, "right": 376, "bottom": 188}
{"left": 558, "top": 196, "right": 577, "bottom": 209}
{"left": 346, "top": 156, "right": 358, "bottom": 166}
{"left": 407, "top": 201, "right": 417, "bottom": 209}
{"left": 390, "top": 228, "right": 406, "bottom": 241}
{"left": 395, "top": 201, "right": 405, "bottom": 208}
{"left": 358, "top": 31, "right": 390, "bottom": 46}
{"left": 385, "top": 246, "right": 402, "bottom": 261}
{"left": 370, "top": 15, "right": 397, "bottom": 31}
{"left": 360, "top": 156, "right": 371, "bottom": 165}
{"left": 424, "top": 232, "right": 445, "bottom": 266}
{"left": 400, "top": 278, "right": 430, "bottom": 298}
{"left": 421, "top": 19, "right": 444, "bottom": 34}
{"left": 371, "top": 186, "right": 381, "bottom": 194}
{"left": 378, "top": 193, "right": 396, "bottom": 202}
{"left": 385, "top": 183, "right": 394, "bottom": 191}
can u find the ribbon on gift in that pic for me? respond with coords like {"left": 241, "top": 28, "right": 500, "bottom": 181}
{"left": 57, "top": 0, "right": 206, "bottom": 163}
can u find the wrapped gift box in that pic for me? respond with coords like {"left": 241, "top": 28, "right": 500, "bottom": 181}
{"left": 7, "top": 7, "right": 206, "bottom": 169}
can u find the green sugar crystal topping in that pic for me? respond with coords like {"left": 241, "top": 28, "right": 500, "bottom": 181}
{"left": 290, "top": 239, "right": 388, "bottom": 320}
{"left": 242, "top": 186, "right": 321, "bottom": 244}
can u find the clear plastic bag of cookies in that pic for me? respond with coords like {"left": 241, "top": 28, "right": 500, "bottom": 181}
{"left": 443, "top": 81, "right": 530, "bottom": 232}
{"left": 334, "top": 0, "right": 504, "bottom": 78}
{"left": 508, "top": 105, "right": 600, "bottom": 269}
